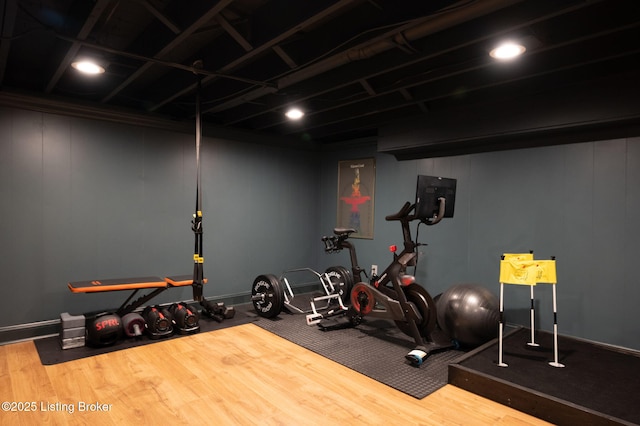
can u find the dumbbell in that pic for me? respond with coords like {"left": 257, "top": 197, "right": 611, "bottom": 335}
{"left": 200, "top": 300, "right": 236, "bottom": 322}
{"left": 142, "top": 305, "right": 173, "bottom": 339}
{"left": 121, "top": 313, "right": 146, "bottom": 338}
{"left": 169, "top": 302, "right": 200, "bottom": 334}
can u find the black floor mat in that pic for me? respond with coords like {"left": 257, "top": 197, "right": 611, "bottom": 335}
{"left": 254, "top": 312, "right": 465, "bottom": 399}
{"left": 35, "top": 307, "right": 258, "bottom": 365}
{"left": 451, "top": 327, "right": 640, "bottom": 425}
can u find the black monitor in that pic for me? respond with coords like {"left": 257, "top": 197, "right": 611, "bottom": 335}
{"left": 415, "top": 175, "right": 457, "bottom": 220}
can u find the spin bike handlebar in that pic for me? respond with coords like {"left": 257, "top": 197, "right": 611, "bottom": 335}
{"left": 322, "top": 229, "right": 355, "bottom": 253}
{"left": 427, "top": 197, "right": 446, "bottom": 226}
{"left": 323, "top": 198, "right": 446, "bottom": 252}
{"left": 322, "top": 229, "right": 365, "bottom": 282}
{"left": 382, "top": 198, "right": 446, "bottom": 251}
{"left": 384, "top": 201, "right": 415, "bottom": 221}
{"left": 385, "top": 198, "right": 446, "bottom": 226}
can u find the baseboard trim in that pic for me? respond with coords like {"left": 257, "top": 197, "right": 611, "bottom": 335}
{"left": 0, "top": 284, "right": 320, "bottom": 345}
{"left": 0, "top": 320, "right": 61, "bottom": 346}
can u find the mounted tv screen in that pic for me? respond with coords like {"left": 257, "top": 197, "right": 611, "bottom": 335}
{"left": 415, "top": 175, "right": 457, "bottom": 221}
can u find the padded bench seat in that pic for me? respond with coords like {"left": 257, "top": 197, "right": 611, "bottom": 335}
{"left": 68, "top": 276, "right": 166, "bottom": 293}
{"left": 68, "top": 275, "right": 208, "bottom": 293}
{"left": 68, "top": 275, "right": 208, "bottom": 316}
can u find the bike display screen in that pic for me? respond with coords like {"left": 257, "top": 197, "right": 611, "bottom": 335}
{"left": 415, "top": 175, "right": 457, "bottom": 220}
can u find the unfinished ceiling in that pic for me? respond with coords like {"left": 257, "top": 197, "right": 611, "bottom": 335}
{"left": 1, "top": 0, "right": 639, "bottom": 145}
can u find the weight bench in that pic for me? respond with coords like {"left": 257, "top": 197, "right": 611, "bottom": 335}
{"left": 68, "top": 275, "right": 207, "bottom": 317}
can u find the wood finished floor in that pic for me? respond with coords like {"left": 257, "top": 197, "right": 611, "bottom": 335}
{"left": 0, "top": 323, "right": 552, "bottom": 425}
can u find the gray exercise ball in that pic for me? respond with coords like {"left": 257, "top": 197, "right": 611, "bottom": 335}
{"left": 436, "top": 283, "right": 500, "bottom": 348}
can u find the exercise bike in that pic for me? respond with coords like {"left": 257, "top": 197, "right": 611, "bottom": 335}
{"left": 321, "top": 199, "right": 453, "bottom": 366}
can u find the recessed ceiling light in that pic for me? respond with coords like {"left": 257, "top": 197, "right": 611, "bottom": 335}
{"left": 489, "top": 42, "right": 526, "bottom": 60}
{"left": 71, "top": 60, "right": 105, "bottom": 75}
{"left": 285, "top": 108, "right": 304, "bottom": 120}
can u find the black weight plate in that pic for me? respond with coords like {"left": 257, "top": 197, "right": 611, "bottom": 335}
{"left": 251, "top": 274, "right": 284, "bottom": 318}
{"left": 338, "top": 266, "right": 354, "bottom": 302}
{"left": 394, "top": 283, "right": 437, "bottom": 339}
{"left": 324, "top": 265, "right": 353, "bottom": 304}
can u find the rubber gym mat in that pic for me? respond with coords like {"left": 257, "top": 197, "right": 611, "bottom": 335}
{"left": 449, "top": 327, "right": 640, "bottom": 425}
{"left": 34, "top": 306, "right": 258, "bottom": 366}
{"left": 254, "top": 312, "right": 466, "bottom": 399}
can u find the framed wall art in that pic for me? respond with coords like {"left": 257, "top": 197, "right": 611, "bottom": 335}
{"left": 336, "top": 158, "right": 375, "bottom": 239}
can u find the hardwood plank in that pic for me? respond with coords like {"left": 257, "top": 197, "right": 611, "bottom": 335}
{"left": 0, "top": 344, "right": 11, "bottom": 400}
{"left": 2, "top": 342, "right": 67, "bottom": 426}
{"left": 0, "top": 324, "right": 552, "bottom": 425}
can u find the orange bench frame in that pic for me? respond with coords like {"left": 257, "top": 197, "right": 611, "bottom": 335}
{"left": 68, "top": 275, "right": 207, "bottom": 316}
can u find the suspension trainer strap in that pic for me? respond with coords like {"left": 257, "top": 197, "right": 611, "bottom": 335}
{"left": 192, "top": 72, "right": 204, "bottom": 301}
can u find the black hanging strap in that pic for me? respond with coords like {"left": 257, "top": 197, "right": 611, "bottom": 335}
{"left": 192, "top": 70, "right": 204, "bottom": 301}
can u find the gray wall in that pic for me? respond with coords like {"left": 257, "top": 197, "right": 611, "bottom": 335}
{"left": 0, "top": 106, "right": 319, "bottom": 326}
{"left": 317, "top": 138, "right": 640, "bottom": 350}
{"left": 2, "top": 104, "right": 639, "bottom": 351}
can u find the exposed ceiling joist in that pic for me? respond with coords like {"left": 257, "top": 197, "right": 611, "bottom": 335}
{"left": 1, "top": 0, "right": 638, "bottom": 147}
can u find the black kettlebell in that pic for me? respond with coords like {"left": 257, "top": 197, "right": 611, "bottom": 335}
{"left": 86, "top": 312, "right": 123, "bottom": 346}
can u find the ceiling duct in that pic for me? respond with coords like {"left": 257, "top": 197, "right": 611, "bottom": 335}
{"left": 207, "top": 0, "right": 524, "bottom": 113}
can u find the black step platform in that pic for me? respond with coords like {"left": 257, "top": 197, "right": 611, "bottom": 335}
{"left": 448, "top": 327, "right": 640, "bottom": 425}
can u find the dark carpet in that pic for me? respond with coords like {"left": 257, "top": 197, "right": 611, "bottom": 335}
{"left": 254, "top": 311, "right": 465, "bottom": 399}
{"left": 449, "top": 327, "right": 640, "bottom": 425}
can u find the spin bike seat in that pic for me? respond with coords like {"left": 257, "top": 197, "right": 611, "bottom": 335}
{"left": 333, "top": 228, "right": 356, "bottom": 236}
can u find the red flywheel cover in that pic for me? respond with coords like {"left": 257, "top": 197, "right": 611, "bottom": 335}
{"left": 351, "top": 283, "right": 375, "bottom": 315}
